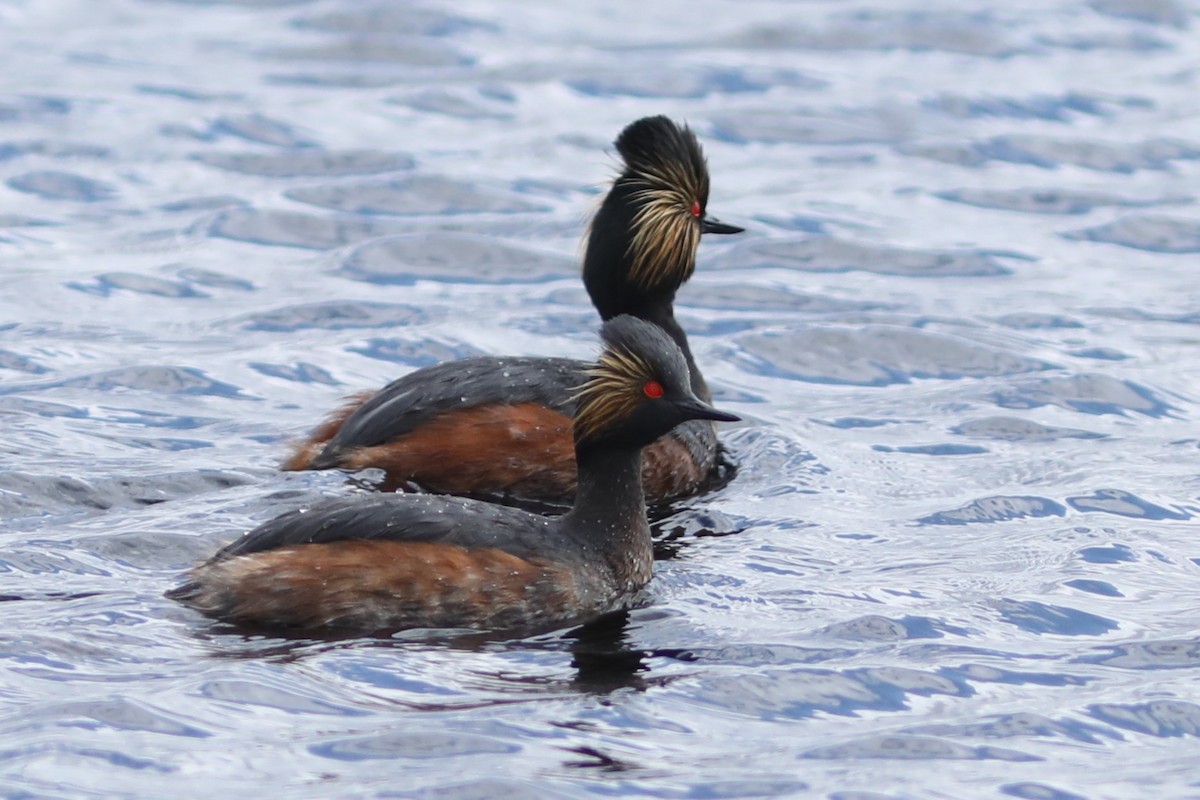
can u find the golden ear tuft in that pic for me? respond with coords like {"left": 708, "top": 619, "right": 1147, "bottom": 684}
{"left": 571, "top": 345, "right": 656, "bottom": 444}
{"left": 620, "top": 124, "right": 710, "bottom": 291}
{"left": 626, "top": 187, "right": 702, "bottom": 290}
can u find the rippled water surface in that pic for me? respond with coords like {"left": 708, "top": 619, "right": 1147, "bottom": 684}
{"left": 2, "top": 0, "right": 1200, "bottom": 797}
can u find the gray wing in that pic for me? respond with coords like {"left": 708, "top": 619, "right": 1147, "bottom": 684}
{"left": 310, "top": 356, "right": 585, "bottom": 468}
{"left": 210, "top": 493, "right": 560, "bottom": 564}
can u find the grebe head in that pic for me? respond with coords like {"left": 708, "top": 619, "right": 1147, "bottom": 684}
{"left": 584, "top": 116, "right": 743, "bottom": 318}
{"left": 572, "top": 315, "right": 738, "bottom": 449}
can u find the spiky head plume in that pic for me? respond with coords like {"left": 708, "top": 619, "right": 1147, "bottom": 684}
{"left": 583, "top": 116, "right": 711, "bottom": 310}
{"left": 572, "top": 315, "right": 691, "bottom": 446}
{"left": 616, "top": 116, "right": 709, "bottom": 290}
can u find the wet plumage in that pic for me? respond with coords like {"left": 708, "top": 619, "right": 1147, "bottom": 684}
{"left": 282, "top": 115, "right": 742, "bottom": 507}
{"left": 169, "top": 316, "right": 739, "bottom": 634}
{"left": 610, "top": 115, "right": 712, "bottom": 290}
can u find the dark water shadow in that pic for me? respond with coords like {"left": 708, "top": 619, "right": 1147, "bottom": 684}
{"left": 0, "top": 591, "right": 105, "bottom": 603}
{"left": 182, "top": 609, "right": 652, "bottom": 697}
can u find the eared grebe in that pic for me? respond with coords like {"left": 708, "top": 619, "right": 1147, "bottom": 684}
{"left": 281, "top": 115, "right": 742, "bottom": 507}
{"left": 169, "top": 316, "right": 739, "bottom": 633}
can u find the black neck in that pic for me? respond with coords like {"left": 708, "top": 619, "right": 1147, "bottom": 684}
{"left": 583, "top": 185, "right": 708, "bottom": 400}
{"left": 625, "top": 300, "right": 710, "bottom": 403}
{"left": 562, "top": 443, "right": 652, "bottom": 583}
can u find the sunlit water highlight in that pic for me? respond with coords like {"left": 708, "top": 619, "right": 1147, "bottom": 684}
{"left": 1, "top": 1, "right": 1199, "bottom": 797}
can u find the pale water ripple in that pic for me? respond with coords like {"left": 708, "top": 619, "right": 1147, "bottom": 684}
{"left": 1, "top": 1, "right": 1199, "bottom": 798}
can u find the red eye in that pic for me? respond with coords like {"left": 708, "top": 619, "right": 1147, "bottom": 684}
{"left": 690, "top": 200, "right": 701, "bottom": 218}
{"left": 643, "top": 380, "right": 664, "bottom": 399}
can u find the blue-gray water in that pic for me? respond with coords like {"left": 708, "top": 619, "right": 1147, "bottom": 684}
{"left": 2, "top": 1, "right": 1199, "bottom": 797}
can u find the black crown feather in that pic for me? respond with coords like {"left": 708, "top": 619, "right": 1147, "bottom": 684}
{"left": 612, "top": 116, "right": 710, "bottom": 290}
{"left": 572, "top": 316, "right": 685, "bottom": 445}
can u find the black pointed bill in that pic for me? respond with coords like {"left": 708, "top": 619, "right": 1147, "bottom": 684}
{"left": 677, "top": 397, "right": 740, "bottom": 423}
{"left": 701, "top": 216, "right": 744, "bottom": 235}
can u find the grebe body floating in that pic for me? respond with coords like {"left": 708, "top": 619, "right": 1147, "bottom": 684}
{"left": 171, "top": 316, "right": 738, "bottom": 633}
{"left": 282, "top": 116, "right": 742, "bottom": 507}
